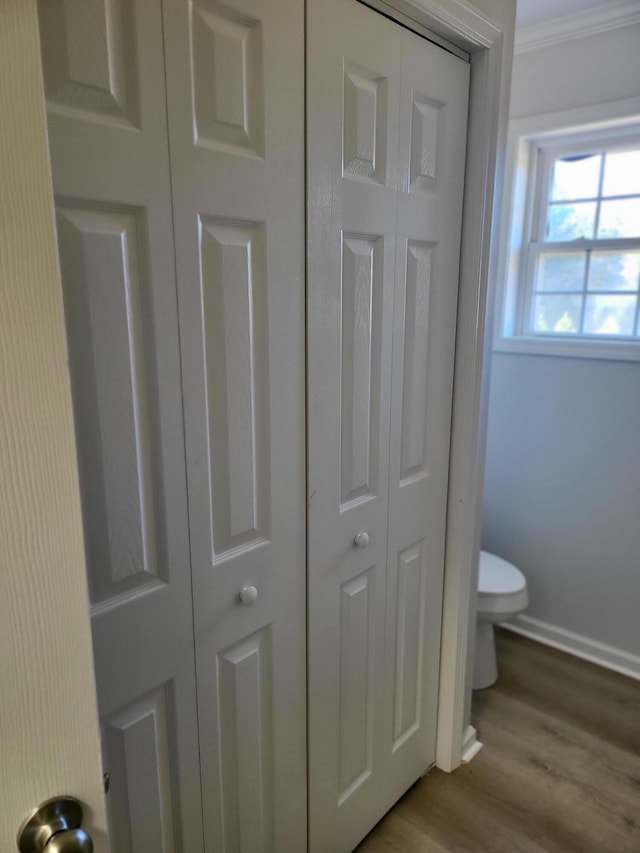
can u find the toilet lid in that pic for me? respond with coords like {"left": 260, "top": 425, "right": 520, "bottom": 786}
{"left": 478, "top": 550, "right": 526, "bottom": 596}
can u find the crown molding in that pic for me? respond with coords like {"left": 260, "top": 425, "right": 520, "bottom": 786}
{"left": 514, "top": 0, "right": 640, "bottom": 54}
{"left": 377, "top": 0, "right": 502, "bottom": 50}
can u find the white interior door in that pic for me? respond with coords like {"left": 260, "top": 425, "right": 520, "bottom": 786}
{"left": 41, "top": 0, "right": 306, "bottom": 850}
{"left": 40, "top": 0, "right": 305, "bottom": 849}
{"left": 385, "top": 16, "right": 469, "bottom": 782}
{"left": 162, "top": 0, "right": 307, "bottom": 851}
{"left": 0, "top": 2, "right": 107, "bottom": 849}
{"left": 307, "top": 2, "right": 400, "bottom": 848}
{"left": 307, "top": 1, "right": 469, "bottom": 850}
{"left": 38, "top": 0, "right": 204, "bottom": 849}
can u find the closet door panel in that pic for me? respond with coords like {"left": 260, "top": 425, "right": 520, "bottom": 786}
{"left": 385, "top": 27, "right": 470, "bottom": 778}
{"left": 54, "top": 205, "right": 159, "bottom": 603}
{"left": 162, "top": 0, "right": 306, "bottom": 850}
{"left": 309, "top": 3, "right": 470, "bottom": 850}
{"left": 38, "top": 0, "right": 204, "bottom": 848}
{"left": 101, "top": 686, "right": 180, "bottom": 853}
{"left": 307, "top": 0, "right": 400, "bottom": 850}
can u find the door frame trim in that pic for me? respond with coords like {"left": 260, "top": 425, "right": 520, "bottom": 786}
{"left": 361, "top": 0, "right": 472, "bottom": 60}
{"left": 377, "top": 0, "right": 515, "bottom": 771}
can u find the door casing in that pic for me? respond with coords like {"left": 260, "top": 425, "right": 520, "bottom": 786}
{"left": 0, "top": 0, "right": 514, "bottom": 848}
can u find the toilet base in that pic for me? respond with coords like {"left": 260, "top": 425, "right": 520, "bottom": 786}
{"left": 473, "top": 620, "right": 498, "bottom": 690}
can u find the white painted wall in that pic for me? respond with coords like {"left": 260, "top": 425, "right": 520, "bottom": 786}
{"left": 511, "top": 23, "right": 640, "bottom": 119}
{"left": 483, "top": 22, "right": 640, "bottom": 669}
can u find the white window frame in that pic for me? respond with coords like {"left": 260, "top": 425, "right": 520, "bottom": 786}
{"left": 494, "top": 96, "right": 640, "bottom": 362}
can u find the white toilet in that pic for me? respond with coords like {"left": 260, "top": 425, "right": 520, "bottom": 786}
{"left": 474, "top": 550, "right": 528, "bottom": 690}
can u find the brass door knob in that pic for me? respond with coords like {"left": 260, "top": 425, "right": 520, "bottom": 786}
{"left": 18, "top": 797, "right": 93, "bottom": 853}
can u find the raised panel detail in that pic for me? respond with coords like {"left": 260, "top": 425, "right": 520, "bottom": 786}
{"left": 400, "top": 242, "right": 434, "bottom": 484}
{"left": 191, "top": 0, "right": 264, "bottom": 156}
{"left": 343, "top": 65, "right": 387, "bottom": 183}
{"left": 200, "top": 218, "right": 270, "bottom": 560}
{"left": 341, "top": 234, "right": 382, "bottom": 507}
{"left": 37, "top": 0, "right": 138, "bottom": 124}
{"left": 57, "top": 205, "right": 161, "bottom": 604}
{"left": 392, "top": 543, "right": 425, "bottom": 749}
{"left": 102, "top": 685, "right": 178, "bottom": 853}
{"left": 410, "top": 95, "right": 443, "bottom": 192}
{"left": 339, "top": 570, "right": 375, "bottom": 802}
{"left": 218, "top": 629, "right": 274, "bottom": 852}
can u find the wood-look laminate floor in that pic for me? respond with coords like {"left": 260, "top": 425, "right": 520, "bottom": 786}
{"left": 356, "top": 628, "right": 640, "bottom": 852}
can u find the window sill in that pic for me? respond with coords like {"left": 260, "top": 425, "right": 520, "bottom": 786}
{"left": 493, "top": 334, "right": 640, "bottom": 362}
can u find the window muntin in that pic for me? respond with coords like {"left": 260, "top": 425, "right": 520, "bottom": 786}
{"left": 524, "top": 141, "right": 640, "bottom": 339}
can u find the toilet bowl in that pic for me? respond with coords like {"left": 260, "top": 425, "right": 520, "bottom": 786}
{"left": 474, "top": 550, "right": 528, "bottom": 690}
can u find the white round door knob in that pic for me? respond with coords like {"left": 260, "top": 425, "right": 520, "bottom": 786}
{"left": 354, "top": 532, "right": 370, "bottom": 549}
{"left": 239, "top": 585, "right": 258, "bottom": 606}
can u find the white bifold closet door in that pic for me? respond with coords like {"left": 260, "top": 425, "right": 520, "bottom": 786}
{"left": 39, "top": 0, "right": 204, "bottom": 848}
{"left": 162, "top": 0, "right": 307, "bottom": 850}
{"left": 307, "top": 0, "right": 470, "bottom": 850}
{"left": 41, "top": 0, "right": 306, "bottom": 851}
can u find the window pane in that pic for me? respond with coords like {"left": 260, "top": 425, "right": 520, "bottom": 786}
{"left": 550, "top": 154, "right": 601, "bottom": 201}
{"left": 536, "top": 253, "right": 585, "bottom": 292}
{"left": 547, "top": 202, "right": 596, "bottom": 241}
{"left": 588, "top": 252, "right": 640, "bottom": 292}
{"left": 598, "top": 198, "right": 640, "bottom": 238}
{"left": 583, "top": 294, "right": 636, "bottom": 335}
{"left": 602, "top": 149, "right": 640, "bottom": 197}
{"left": 532, "top": 294, "right": 582, "bottom": 333}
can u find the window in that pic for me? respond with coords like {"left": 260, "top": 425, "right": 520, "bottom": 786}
{"left": 497, "top": 118, "right": 640, "bottom": 359}
{"left": 526, "top": 140, "right": 640, "bottom": 338}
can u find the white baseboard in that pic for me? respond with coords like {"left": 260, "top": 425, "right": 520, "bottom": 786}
{"left": 501, "top": 614, "right": 640, "bottom": 682}
{"left": 460, "top": 725, "right": 483, "bottom": 764}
